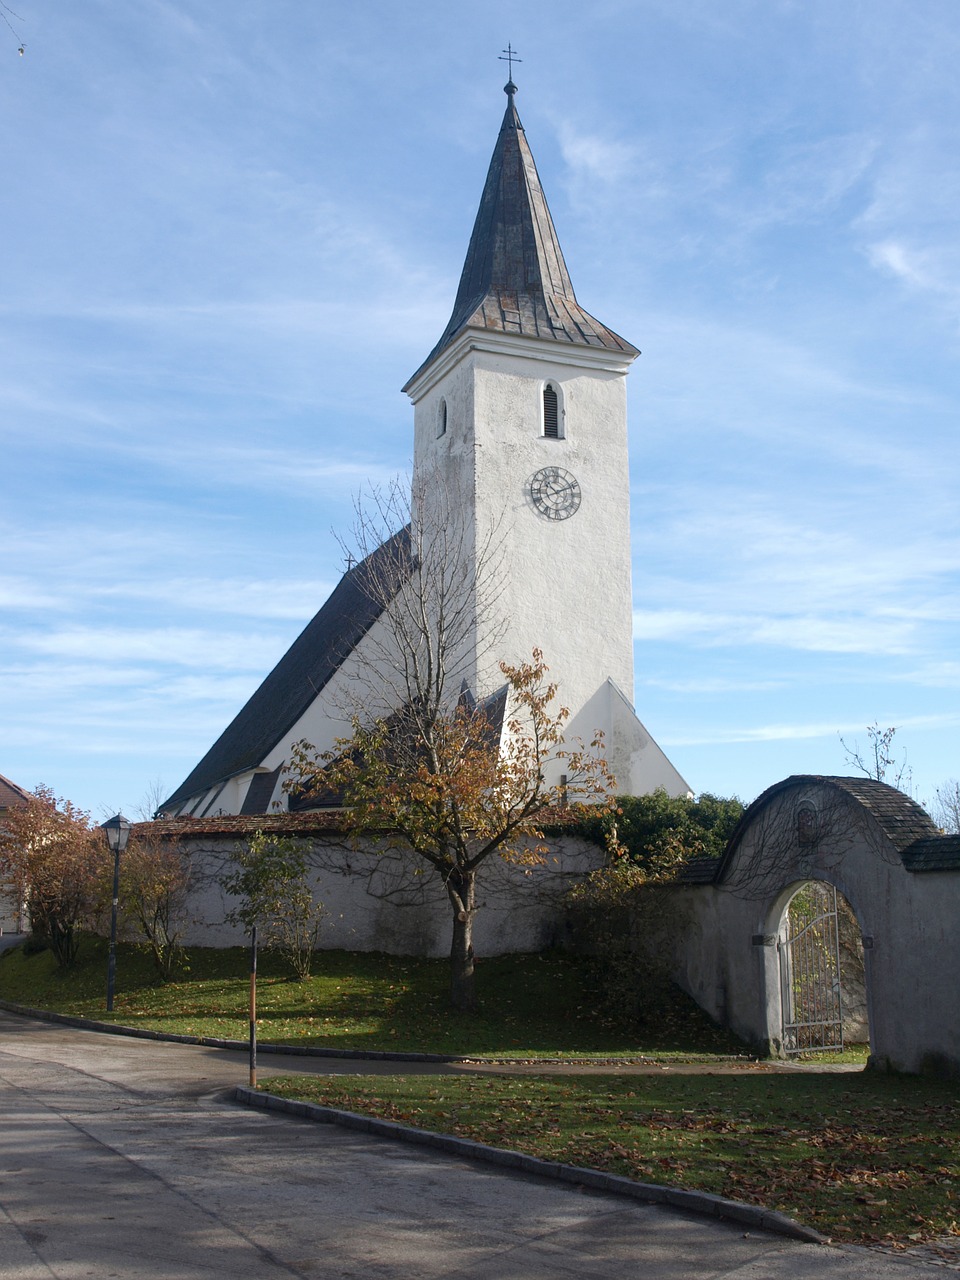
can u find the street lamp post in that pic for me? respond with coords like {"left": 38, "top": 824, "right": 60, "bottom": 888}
{"left": 101, "top": 814, "right": 131, "bottom": 1012}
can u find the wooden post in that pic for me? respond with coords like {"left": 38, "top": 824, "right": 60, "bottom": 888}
{"left": 249, "top": 925, "right": 257, "bottom": 1088}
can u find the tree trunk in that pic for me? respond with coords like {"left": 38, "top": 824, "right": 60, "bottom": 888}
{"left": 448, "top": 871, "right": 477, "bottom": 1013}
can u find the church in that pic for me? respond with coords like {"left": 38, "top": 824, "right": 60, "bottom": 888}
{"left": 159, "top": 78, "right": 688, "bottom": 820}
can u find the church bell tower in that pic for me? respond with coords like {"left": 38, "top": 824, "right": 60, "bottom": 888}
{"left": 157, "top": 76, "right": 690, "bottom": 821}
{"left": 403, "top": 79, "right": 688, "bottom": 797}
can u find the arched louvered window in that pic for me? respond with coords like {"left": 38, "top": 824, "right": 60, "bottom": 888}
{"left": 543, "top": 383, "right": 560, "bottom": 438}
{"left": 437, "top": 398, "right": 447, "bottom": 438}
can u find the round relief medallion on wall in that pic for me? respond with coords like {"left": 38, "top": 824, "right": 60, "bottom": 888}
{"left": 527, "top": 466, "right": 582, "bottom": 521}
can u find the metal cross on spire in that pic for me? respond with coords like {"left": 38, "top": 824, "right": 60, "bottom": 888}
{"left": 499, "top": 43, "right": 522, "bottom": 87}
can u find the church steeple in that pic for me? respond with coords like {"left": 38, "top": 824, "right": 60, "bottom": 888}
{"left": 406, "top": 81, "right": 637, "bottom": 388}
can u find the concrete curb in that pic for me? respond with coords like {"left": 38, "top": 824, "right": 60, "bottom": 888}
{"left": 234, "top": 1085, "right": 826, "bottom": 1245}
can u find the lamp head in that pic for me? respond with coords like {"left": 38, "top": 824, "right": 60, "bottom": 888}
{"left": 101, "top": 813, "right": 132, "bottom": 854}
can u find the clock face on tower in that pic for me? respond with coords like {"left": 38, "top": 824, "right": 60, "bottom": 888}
{"left": 528, "top": 466, "right": 582, "bottom": 521}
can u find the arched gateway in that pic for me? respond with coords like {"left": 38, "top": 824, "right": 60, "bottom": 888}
{"left": 667, "top": 776, "right": 960, "bottom": 1076}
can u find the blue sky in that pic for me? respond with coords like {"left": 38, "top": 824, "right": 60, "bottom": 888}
{"left": 2, "top": 0, "right": 959, "bottom": 819}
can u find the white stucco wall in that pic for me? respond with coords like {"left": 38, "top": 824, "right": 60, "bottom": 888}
{"left": 408, "top": 329, "right": 687, "bottom": 798}
{"left": 567, "top": 681, "right": 691, "bottom": 799}
{"left": 410, "top": 334, "right": 635, "bottom": 705}
{"left": 178, "top": 831, "right": 605, "bottom": 959}
{"left": 0, "top": 889, "right": 26, "bottom": 935}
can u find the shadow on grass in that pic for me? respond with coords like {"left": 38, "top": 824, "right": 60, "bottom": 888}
{"left": 0, "top": 936, "right": 748, "bottom": 1059}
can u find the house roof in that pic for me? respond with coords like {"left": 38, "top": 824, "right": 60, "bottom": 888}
{"left": 0, "top": 773, "right": 30, "bottom": 809}
{"left": 404, "top": 81, "right": 637, "bottom": 389}
{"left": 817, "top": 775, "right": 940, "bottom": 850}
{"left": 160, "top": 528, "right": 411, "bottom": 813}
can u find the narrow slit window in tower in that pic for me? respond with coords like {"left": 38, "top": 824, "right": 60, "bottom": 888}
{"left": 543, "top": 384, "right": 559, "bottom": 438}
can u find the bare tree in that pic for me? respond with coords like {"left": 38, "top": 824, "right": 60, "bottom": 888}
{"left": 932, "top": 780, "right": 960, "bottom": 834}
{"left": 289, "top": 653, "right": 615, "bottom": 1011}
{"left": 332, "top": 474, "right": 507, "bottom": 723}
{"left": 839, "top": 722, "right": 912, "bottom": 792}
{"left": 134, "top": 778, "right": 168, "bottom": 822}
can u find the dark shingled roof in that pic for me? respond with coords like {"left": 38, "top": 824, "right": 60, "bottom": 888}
{"left": 136, "top": 812, "right": 353, "bottom": 841}
{"left": 674, "top": 855, "right": 722, "bottom": 885}
{"left": 901, "top": 834, "right": 960, "bottom": 872}
{"left": 818, "top": 775, "right": 941, "bottom": 849}
{"left": 0, "top": 773, "right": 30, "bottom": 809}
{"left": 404, "top": 83, "right": 637, "bottom": 390}
{"left": 717, "top": 774, "right": 945, "bottom": 880}
{"left": 160, "top": 529, "right": 411, "bottom": 813}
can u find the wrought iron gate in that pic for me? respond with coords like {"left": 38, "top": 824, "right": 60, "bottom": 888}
{"left": 778, "top": 882, "right": 843, "bottom": 1054}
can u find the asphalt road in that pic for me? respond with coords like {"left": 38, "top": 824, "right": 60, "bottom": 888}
{"left": 0, "top": 1011, "right": 944, "bottom": 1279}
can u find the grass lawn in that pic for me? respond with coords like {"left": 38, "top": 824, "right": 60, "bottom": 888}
{"left": 0, "top": 936, "right": 745, "bottom": 1059}
{"left": 259, "top": 1070, "right": 959, "bottom": 1250}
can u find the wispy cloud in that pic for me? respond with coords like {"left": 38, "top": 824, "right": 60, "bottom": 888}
{"left": 721, "top": 132, "right": 879, "bottom": 233}
{"left": 17, "top": 627, "right": 287, "bottom": 671}
{"left": 868, "top": 240, "right": 944, "bottom": 293}
{"left": 855, "top": 126, "right": 960, "bottom": 320}
{"left": 895, "top": 661, "right": 960, "bottom": 689}
{"left": 0, "top": 579, "right": 69, "bottom": 612}
{"left": 664, "top": 710, "right": 960, "bottom": 748}
{"left": 91, "top": 577, "right": 335, "bottom": 621}
{"left": 633, "top": 608, "right": 915, "bottom": 655}
{"left": 555, "top": 121, "right": 650, "bottom": 214}
{"left": 641, "top": 673, "right": 786, "bottom": 694}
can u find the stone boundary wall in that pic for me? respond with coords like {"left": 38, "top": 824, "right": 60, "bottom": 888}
{"left": 143, "top": 818, "right": 605, "bottom": 959}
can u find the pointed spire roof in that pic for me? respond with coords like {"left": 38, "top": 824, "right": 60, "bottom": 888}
{"left": 406, "top": 81, "right": 637, "bottom": 387}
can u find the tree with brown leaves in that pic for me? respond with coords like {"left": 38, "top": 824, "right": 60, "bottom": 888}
{"left": 116, "top": 831, "right": 191, "bottom": 979}
{"left": 0, "top": 786, "right": 104, "bottom": 968}
{"left": 288, "top": 651, "right": 615, "bottom": 1012}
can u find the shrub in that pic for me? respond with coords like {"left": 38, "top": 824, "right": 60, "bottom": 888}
{"left": 564, "top": 789, "right": 743, "bottom": 874}
{"left": 563, "top": 792, "right": 742, "bottom": 1029}
{"left": 220, "top": 832, "right": 325, "bottom": 980}
{"left": 118, "top": 834, "right": 191, "bottom": 980}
